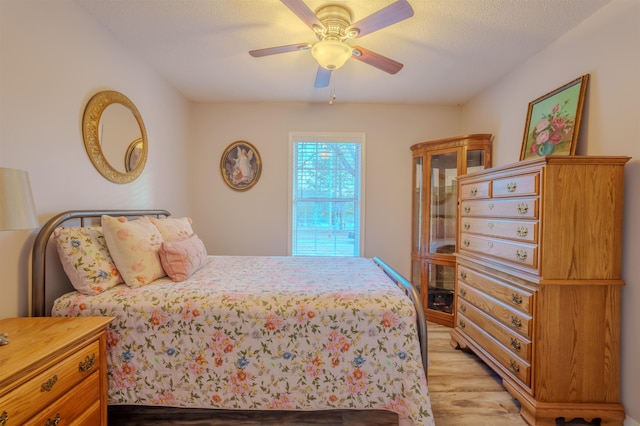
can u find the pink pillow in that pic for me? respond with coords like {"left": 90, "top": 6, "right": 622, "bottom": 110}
{"left": 159, "top": 234, "right": 208, "bottom": 282}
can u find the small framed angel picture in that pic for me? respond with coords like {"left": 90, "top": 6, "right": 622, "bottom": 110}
{"left": 220, "top": 141, "right": 262, "bottom": 191}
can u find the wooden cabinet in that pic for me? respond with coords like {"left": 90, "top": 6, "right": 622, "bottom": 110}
{"left": 411, "top": 134, "right": 492, "bottom": 327}
{"left": 450, "top": 155, "right": 629, "bottom": 425}
{"left": 0, "top": 317, "right": 113, "bottom": 426}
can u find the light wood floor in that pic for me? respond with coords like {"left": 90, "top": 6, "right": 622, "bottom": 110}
{"left": 108, "top": 322, "right": 599, "bottom": 425}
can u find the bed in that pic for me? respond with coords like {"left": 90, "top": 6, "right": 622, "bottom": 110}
{"left": 31, "top": 210, "right": 434, "bottom": 426}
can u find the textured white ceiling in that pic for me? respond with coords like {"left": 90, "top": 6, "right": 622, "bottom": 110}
{"left": 74, "top": 0, "right": 612, "bottom": 105}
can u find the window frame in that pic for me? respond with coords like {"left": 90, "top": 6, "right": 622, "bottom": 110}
{"left": 288, "top": 131, "right": 366, "bottom": 256}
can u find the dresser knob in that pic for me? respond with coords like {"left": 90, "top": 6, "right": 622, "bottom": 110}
{"left": 459, "top": 271, "right": 467, "bottom": 280}
{"left": 45, "top": 413, "right": 61, "bottom": 426}
{"left": 464, "top": 206, "right": 471, "bottom": 213}
{"left": 464, "top": 222, "right": 470, "bottom": 230}
{"left": 41, "top": 375, "right": 58, "bottom": 392}
{"left": 511, "top": 294, "right": 523, "bottom": 305}
{"left": 516, "top": 249, "right": 527, "bottom": 261}
{"left": 459, "top": 304, "right": 467, "bottom": 313}
{"left": 510, "top": 338, "right": 521, "bottom": 351}
{"left": 459, "top": 320, "right": 466, "bottom": 329}
{"left": 516, "top": 226, "right": 528, "bottom": 237}
{"left": 0, "top": 411, "right": 8, "bottom": 426}
{"left": 506, "top": 182, "right": 517, "bottom": 192}
{"left": 517, "top": 203, "right": 529, "bottom": 214}
{"left": 79, "top": 354, "right": 96, "bottom": 372}
{"left": 470, "top": 188, "right": 478, "bottom": 196}
{"left": 511, "top": 316, "right": 522, "bottom": 328}
{"left": 509, "top": 359, "right": 520, "bottom": 372}
{"left": 463, "top": 239, "right": 470, "bottom": 247}
{"left": 460, "top": 288, "right": 467, "bottom": 297}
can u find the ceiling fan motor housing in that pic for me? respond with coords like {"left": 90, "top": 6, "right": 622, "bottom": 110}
{"left": 314, "top": 4, "right": 355, "bottom": 41}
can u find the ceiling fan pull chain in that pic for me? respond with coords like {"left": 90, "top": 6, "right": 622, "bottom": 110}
{"left": 329, "top": 72, "right": 337, "bottom": 104}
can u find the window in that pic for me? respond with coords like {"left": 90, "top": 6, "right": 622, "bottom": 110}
{"left": 289, "top": 132, "right": 365, "bottom": 256}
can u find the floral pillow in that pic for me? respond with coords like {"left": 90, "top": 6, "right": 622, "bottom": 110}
{"left": 159, "top": 234, "right": 209, "bottom": 282}
{"left": 53, "top": 226, "right": 123, "bottom": 295}
{"left": 142, "top": 216, "right": 194, "bottom": 242}
{"left": 101, "top": 215, "right": 166, "bottom": 288}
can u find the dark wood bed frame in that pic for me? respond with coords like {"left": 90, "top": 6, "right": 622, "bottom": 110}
{"left": 30, "top": 209, "right": 428, "bottom": 373}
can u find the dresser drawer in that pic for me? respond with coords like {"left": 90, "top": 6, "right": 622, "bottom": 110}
{"left": 457, "top": 313, "right": 531, "bottom": 387}
{"left": 460, "top": 198, "right": 538, "bottom": 219}
{"left": 460, "top": 217, "right": 538, "bottom": 243}
{"left": 458, "top": 264, "right": 533, "bottom": 315}
{"left": 23, "top": 371, "right": 100, "bottom": 426}
{"left": 460, "top": 234, "right": 538, "bottom": 269}
{"left": 458, "top": 299, "right": 532, "bottom": 361}
{"left": 492, "top": 173, "right": 539, "bottom": 198}
{"left": 460, "top": 180, "right": 490, "bottom": 199}
{"left": 0, "top": 340, "right": 101, "bottom": 425}
{"left": 458, "top": 281, "right": 532, "bottom": 338}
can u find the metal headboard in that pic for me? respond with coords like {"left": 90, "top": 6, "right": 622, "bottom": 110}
{"left": 31, "top": 209, "right": 171, "bottom": 317}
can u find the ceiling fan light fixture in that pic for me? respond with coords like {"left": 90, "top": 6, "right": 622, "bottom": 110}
{"left": 311, "top": 39, "right": 352, "bottom": 70}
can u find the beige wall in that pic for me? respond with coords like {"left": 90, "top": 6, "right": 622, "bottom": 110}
{"left": 463, "top": 1, "right": 640, "bottom": 423}
{"left": 189, "top": 102, "right": 463, "bottom": 274}
{"left": 0, "top": 0, "right": 192, "bottom": 317}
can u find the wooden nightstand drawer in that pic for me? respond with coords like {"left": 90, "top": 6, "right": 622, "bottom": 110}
{"left": 458, "top": 281, "right": 532, "bottom": 338}
{"left": 23, "top": 371, "right": 100, "bottom": 426}
{"left": 0, "top": 340, "right": 100, "bottom": 425}
{"left": 458, "top": 265, "right": 533, "bottom": 315}
{"left": 492, "top": 173, "right": 539, "bottom": 198}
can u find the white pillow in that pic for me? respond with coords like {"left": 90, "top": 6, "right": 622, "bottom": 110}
{"left": 53, "top": 226, "right": 123, "bottom": 295}
{"left": 142, "top": 216, "right": 194, "bottom": 242}
{"left": 101, "top": 215, "right": 166, "bottom": 288}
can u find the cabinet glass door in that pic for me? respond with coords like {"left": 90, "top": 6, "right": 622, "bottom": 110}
{"left": 467, "top": 149, "right": 486, "bottom": 173}
{"left": 426, "top": 261, "right": 455, "bottom": 314}
{"left": 428, "top": 152, "right": 458, "bottom": 255}
{"left": 412, "top": 156, "right": 423, "bottom": 254}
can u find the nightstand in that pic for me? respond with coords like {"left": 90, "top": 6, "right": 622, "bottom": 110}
{"left": 0, "top": 316, "right": 113, "bottom": 426}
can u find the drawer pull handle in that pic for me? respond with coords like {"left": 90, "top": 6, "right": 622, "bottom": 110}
{"left": 460, "top": 288, "right": 467, "bottom": 297}
{"left": 464, "top": 222, "right": 470, "bottom": 230}
{"left": 516, "top": 226, "right": 528, "bottom": 237}
{"left": 470, "top": 188, "right": 478, "bottom": 196}
{"left": 516, "top": 249, "right": 527, "bottom": 261}
{"left": 510, "top": 338, "right": 521, "bottom": 351}
{"left": 45, "top": 413, "right": 61, "bottom": 426}
{"left": 506, "top": 182, "right": 517, "bottom": 192}
{"left": 41, "top": 375, "right": 58, "bottom": 392}
{"left": 487, "top": 242, "right": 493, "bottom": 249}
{"left": 511, "top": 294, "right": 523, "bottom": 305}
{"left": 487, "top": 222, "right": 494, "bottom": 229}
{"left": 464, "top": 206, "right": 471, "bottom": 214}
{"left": 459, "top": 304, "right": 467, "bottom": 313}
{"left": 0, "top": 411, "right": 8, "bottom": 426}
{"left": 509, "top": 359, "right": 520, "bottom": 372}
{"left": 459, "top": 271, "right": 467, "bottom": 280}
{"left": 488, "top": 203, "right": 494, "bottom": 210}
{"left": 511, "top": 316, "right": 522, "bottom": 328}
{"left": 517, "top": 203, "right": 529, "bottom": 214}
{"left": 79, "top": 353, "right": 96, "bottom": 372}
{"left": 463, "top": 239, "right": 470, "bottom": 247}
{"left": 459, "top": 320, "right": 466, "bottom": 329}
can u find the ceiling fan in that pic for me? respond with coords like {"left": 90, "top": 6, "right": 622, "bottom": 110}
{"left": 249, "top": 0, "right": 414, "bottom": 88}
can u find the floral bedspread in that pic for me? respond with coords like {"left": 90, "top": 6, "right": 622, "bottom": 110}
{"left": 52, "top": 256, "right": 434, "bottom": 426}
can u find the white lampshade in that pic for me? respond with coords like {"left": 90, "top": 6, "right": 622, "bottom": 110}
{"left": 0, "top": 168, "right": 38, "bottom": 230}
{"left": 311, "top": 39, "right": 352, "bottom": 70}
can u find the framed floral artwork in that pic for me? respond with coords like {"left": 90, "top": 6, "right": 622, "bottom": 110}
{"left": 220, "top": 141, "right": 262, "bottom": 191}
{"left": 520, "top": 74, "right": 589, "bottom": 161}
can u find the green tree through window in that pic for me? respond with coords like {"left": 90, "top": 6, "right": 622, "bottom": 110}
{"left": 290, "top": 135, "right": 363, "bottom": 256}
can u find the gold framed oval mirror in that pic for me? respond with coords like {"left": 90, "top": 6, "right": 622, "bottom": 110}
{"left": 82, "top": 90, "right": 148, "bottom": 183}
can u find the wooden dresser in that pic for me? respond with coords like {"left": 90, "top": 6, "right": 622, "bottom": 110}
{"left": 0, "top": 317, "right": 113, "bottom": 426}
{"left": 449, "top": 156, "right": 629, "bottom": 425}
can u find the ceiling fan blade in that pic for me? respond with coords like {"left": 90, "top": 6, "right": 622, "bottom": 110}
{"left": 347, "top": 0, "right": 414, "bottom": 39}
{"left": 249, "top": 43, "right": 311, "bottom": 57}
{"left": 280, "top": 0, "right": 326, "bottom": 32}
{"left": 351, "top": 46, "right": 403, "bottom": 74}
{"left": 314, "top": 67, "right": 331, "bottom": 88}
